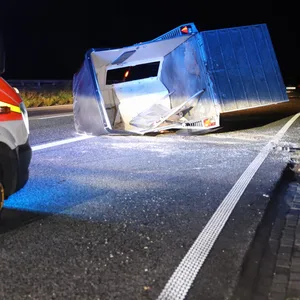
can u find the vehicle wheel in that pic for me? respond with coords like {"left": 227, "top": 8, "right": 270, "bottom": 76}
{"left": 0, "top": 165, "right": 4, "bottom": 217}
{"left": 0, "top": 143, "right": 18, "bottom": 199}
{"left": 0, "top": 182, "right": 4, "bottom": 215}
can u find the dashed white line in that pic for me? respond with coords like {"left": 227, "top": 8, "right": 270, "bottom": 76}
{"left": 32, "top": 135, "right": 94, "bottom": 151}
{"left": 157, "top": 112, "right": 300, "bottom": 300}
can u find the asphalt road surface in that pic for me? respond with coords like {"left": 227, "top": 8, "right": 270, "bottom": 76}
{"left": 0, "top": 98, "right": 299, "bottom": 300}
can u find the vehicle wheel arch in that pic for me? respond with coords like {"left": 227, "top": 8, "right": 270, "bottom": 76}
{"left": 0, "top": 141, "right": 18, "bottom": 199}
{"left": 0, "top": 126, "right": 17, "bottom": 150}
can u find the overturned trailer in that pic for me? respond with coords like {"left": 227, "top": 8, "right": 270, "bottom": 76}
{"left": 73, "top": 23, "right": 289, "bottom": 135}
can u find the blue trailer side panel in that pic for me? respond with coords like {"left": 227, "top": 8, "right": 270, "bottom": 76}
{"left": 200, "top": 24, "right": 289, "bottom": 113}
{"left": 73, "top": 56, "right": 108, "bottom": 136}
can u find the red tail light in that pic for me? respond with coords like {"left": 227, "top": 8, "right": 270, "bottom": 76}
{"left": 0, "top": 106, "right": 11, "bottom": 114}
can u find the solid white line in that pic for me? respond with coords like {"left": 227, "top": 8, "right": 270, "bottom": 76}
{"left": 157, "top": 112, "right": 300, "bottom": 300}
{"left": 29, "top": 113, "right": 73, "bottom": 120}
{"left": 32, "top": 135, "right": 94, "bottom": 151}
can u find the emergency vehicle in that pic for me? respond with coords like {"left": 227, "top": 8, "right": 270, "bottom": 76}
{"left": 0, "top": 35, "right": 32, "bottom": 212}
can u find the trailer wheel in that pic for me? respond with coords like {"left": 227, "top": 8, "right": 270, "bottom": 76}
{"left": 0, "top": 143, "right": 18, "bottom": 199}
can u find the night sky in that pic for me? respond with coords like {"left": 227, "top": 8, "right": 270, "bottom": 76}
{"left": 1, "top": 0, "right": 299, "bottom": 84}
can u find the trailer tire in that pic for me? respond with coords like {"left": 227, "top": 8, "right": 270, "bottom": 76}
{"left": 0, "top": 143, "right": 18, "bottom": 199}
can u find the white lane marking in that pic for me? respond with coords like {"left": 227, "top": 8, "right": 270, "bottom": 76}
{"left": 157, "top": 112, "right": 300, "bottom": 300}
{"left": 32, "top": 135, "right": 94, "bottom": 151}
{"left": 29, "top": 113, "right": 73, "bottom": 120}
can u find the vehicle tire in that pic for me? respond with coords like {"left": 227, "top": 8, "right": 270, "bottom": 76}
{"left": 0, "top": 143, "right": 18, "bottom": 199}
{"left": 0, "top": 182, "right": 4, "bottom": 215}
{"left": 0, "top": 164, "right": 4, "bottom": 218}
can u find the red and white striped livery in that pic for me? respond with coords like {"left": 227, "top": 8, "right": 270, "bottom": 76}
{"left": 0, "top": 38, "right": 32, "bottom": 211}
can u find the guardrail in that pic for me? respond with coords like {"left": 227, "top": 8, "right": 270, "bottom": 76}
{"left": 6, "top": 80, "right": 73, "bottom": 89}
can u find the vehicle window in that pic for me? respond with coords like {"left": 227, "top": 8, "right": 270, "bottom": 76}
{"left": 106, "top": 61, "right": 160, "bottom": 85}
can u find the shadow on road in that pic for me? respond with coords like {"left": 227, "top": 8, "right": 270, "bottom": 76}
{"left": 0, "top": 208, "right": 51, "bottom": 234}
{"left": 217, "top": 97, "right": 300, "bottom": 133}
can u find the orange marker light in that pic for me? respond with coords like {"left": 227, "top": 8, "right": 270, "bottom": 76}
{"left": 204, "top": 118, "right": 211, "bottom": 127}
{"left": 180, "top": 26, "right": 189, "bottom": 34}
{"left": 124, "top": 70, "right": 130, "bottom": 78}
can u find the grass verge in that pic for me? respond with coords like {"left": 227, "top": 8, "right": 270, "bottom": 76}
{"left": 20, "top": 89, "right": 73, "bottom": 108}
